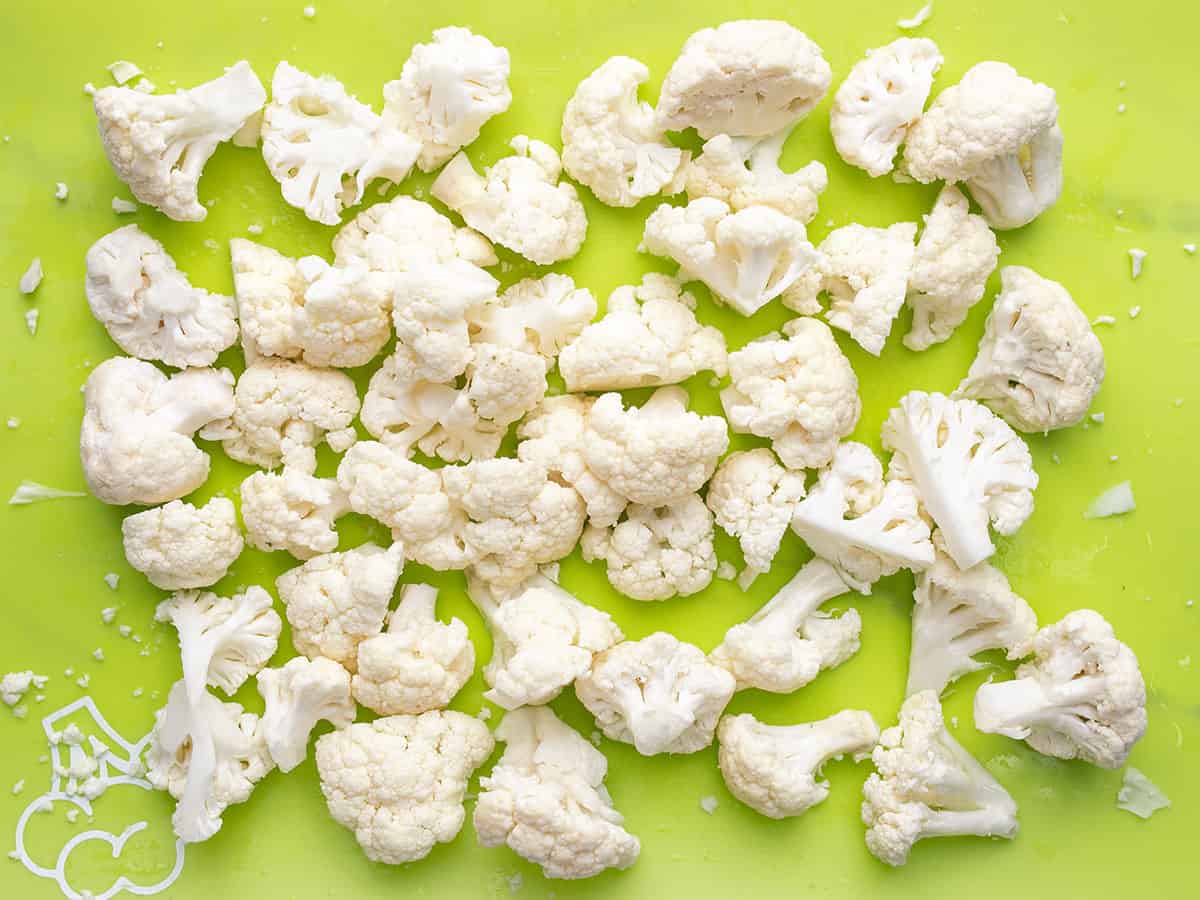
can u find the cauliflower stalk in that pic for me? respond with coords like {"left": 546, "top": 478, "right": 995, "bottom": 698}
{"left": 685, "top": 130, "right": 827, "bottom": 222}
{"left": 121, "top": 497, "right": 244, "bottom": 590}
{"left": 256, "top": 656, "right": 355, "bottom": 772}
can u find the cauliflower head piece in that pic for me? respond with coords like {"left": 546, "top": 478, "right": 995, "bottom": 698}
{"left": 685, "top": 130, "right": 827, "bottom": 223}
{"left": 122, "top": 497, "right": 244, "bottom": 590}
{"left": 257, "top": 656, "right": 355, "bottom": 773}
{"left": 239, "top": 467, "right": 350, "bottom": 560}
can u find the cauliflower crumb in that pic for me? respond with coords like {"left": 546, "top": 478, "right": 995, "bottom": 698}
{"left": 477, "top": 707, "right": 493, "bottom": 721}
{"left": 1179, "top": 656, "right": 1191, "bottom": 668}
{"left": 1117, "top": 103, "right": 1126, "bottom": 114}
{"left": 12, "top": 705, "right": 28, "bottom": 719}
{"left": 1092, "top": 315, "right": 1116, "bottom": 326}
{"left": 103, "top": 574, "right": 119, "bottom": 591}
{"left": 106, "top": 60, "right": 142, "bottom": 85}
{"left": 54, "top": 182, "right": 68, "bottom": 200}
{"left": 715, "top": 561, "right": 738, "bottom": 582}
{"left": 24, "top": 309, "right": 38, "bottom": 336}
{"left": 18, "top": 258, "right": 43, "bottom": 294}
{"left": 1051, "top": 453, "right": 1061, "bottom": 464}
{"left": 1091, "top": 412, "right": 1105, "bottom": 424}
{"left": 1129, "top": 305, "right": 1142, "bottom": 319}
{"left": 1184, "top": 243, "right": 1196, "bottom": 254}
{"left": 11, "top": 780, "right": 23, "bottom": 796}
{"left": 897, "top": 2, "right": 934, "bottom": 29}
{"left": 75, "top": 674, "right": 90, "bottom": 689}
{"left": 134, "top": 78, "right": 156, "bottom": 94}
{"left": 950, "top": 716, "right": 960, "bottom": 729}
{"left": 1109, "top": 455, "right": 1119, "bottom": 463}
{"left": 1116, "top": 768, "right": 1170, "bottom": 819}
{"left": 589, "top": 730, "right": 602, "bottom": 747}
{"left": 66, "top": 809, "right": 79, "bottom": 824}
{"left": 91, "top": 648, "right": 104, "bottom": 662}
{"left": 247, "top": 223, "right": 263, "bottom": 235}
{"left": 83, "top": 82, "right": 96, "bottom": 95}
{"left": 111, "top": 197, "right": 137, "bottom": 214}
{"left": 303, "top": 5, "right": 316, "bottom": 17}
{"left": 203, "top": 238, "right": 219, "bottom": 251}
{"left": 699, "top": 795, "right": 719, "bottom": 814}
{"left": 6, "top": 417, "right": 18, "bottom": 429}
{"left": 1128, "top": 248, "right": 1147, "bottom": 279}
{"left": 506, "top": 873, "right": 523, "bottom": 894}
{"left": 63, "top": 668, "right": 74, "bottom": 678}
{"left": 118, "top": 625, "right": 132, "bottom": 637}
{"left": 132, "top": 687, "right": 143, "bottom": 697}
{"left": 1085, "top": 481, "right": 1136, "bottom": 519}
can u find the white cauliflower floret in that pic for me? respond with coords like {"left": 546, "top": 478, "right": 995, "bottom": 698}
{"left": 276, "top": 542, "right": 404, "bottom": 671}
{"left": 392, "top": 259, "right": 499, "bottom": 382}
{"left": 121, "top": 497, "right": 244, "bottom": 589}
{"left": 474, "top": 706, "right": 640, "bottom": 880}
{"left": 790, "top": 441, "right": 935, "bottom": 594}
{"left": 830, "top": 38, "right": 943, "bottom": 178}
{"left": 228, "top": 238, "right": 305, "bottom": 360}
{"left": 955, "top": 266, "right": 1104, "bottom": 432}
{"left": 684, "top": 130, "right": 827, "bottom": 222}
{"left": 711, "top": 558, "right": 860, "bottom": 692}
{"left": 862, "top": 690, "right": 1019, "bottom": 866}
{"left": 239, "top": 467, "right": 349, "bottom": 560}
{"left": 352, "top": 584, "right": 475, "bottom": 715}
{"left": 80, "top": 357, "right": 234, "bottom": 506}
{"left": 256, "top": 656, "right": 355, "bottom": 772}
{"left": 561, "top": 56, "right": 688, "bottom": 207}
{"left": 360, "top": 348, "right": 463, "bottom": 455}
{"left": 576, "top": 632, "right": 735, "bottom": 755}
{"left": 718, "top": 710, "right": 879, "bottom": 818}
{"left": 656, "top": 20, "right": 832, "bottom": 138}
{"left": 721, "top": 318, "right": 860, "bottom": 470}
{"left": 85, "top": 225, "right": 237, "bottom": 367}
{"left": 332, "top": 195, "right": 496, "bottom": 272}
{"left": 431, "top": 135, "right": 588, "bottom": 265}
{"left": 973, "top": 609, "right": 1146, "bottom": 769}
{"left": 558, "top": 274, "right": 726, "bottom": 392}
{"left": 468, "top": 273, "right": 596, "bottom": 370}
{"left": 904, "top": 185, "right": 1000, "bottom": 351}
{"left": 315, "top": 711, "right": 494, "bottom": 864}
{"left": 903, "top": 61, "right": 1062, "bottom": 230}
{"left": 882, "top": 391, "right": 1038, "bottom": 571}
{"left": 93, "top": 60, "right": 266, "bottom": 221}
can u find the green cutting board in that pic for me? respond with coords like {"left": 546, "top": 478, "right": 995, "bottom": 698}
{"left": 1, "top": 0, "right": 1195, "bottom": 897}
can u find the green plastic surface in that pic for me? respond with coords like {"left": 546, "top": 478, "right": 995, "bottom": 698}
{"left": 2, "top": 0, "right": 1196, "bottom": 897}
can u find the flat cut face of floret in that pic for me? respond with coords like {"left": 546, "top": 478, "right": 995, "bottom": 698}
{"left": 256, "top": 656, "right": 355, "bottom": 772}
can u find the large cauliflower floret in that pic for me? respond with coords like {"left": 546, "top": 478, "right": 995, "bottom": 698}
{"left": 93, "top": 60, "right": 266, "bottom": 221}
{"left": 830, "top": 38, "right": 943, "bottom": 178}
{"left": 276, "top": 542, "right": 404, "bottom": 671}
{"left": 903, "top": 61, "right": 1062, "bottom": 230}
{"left": 656, "top": 20, "right": 832, "bottom": 138}
{"left": 256, "top": 656, "right": 355, "bottom": 773}
{"left": 315, "top": 711, "right": 494, "bottom": 864}
{"left": 904, "top": 185, "right": 1000, "bottom": 351}
{"left": 80, "top": 356, "right": 234, "bottom": 506}
{"left": 474, "top": 706, "right": 640, "bottom": 880}
{"left": 721, "top": 318, "right": 861, "bottom": 471}
{"left": 352, "top": 583, "right": 475, "bottom": 715}
{"left": 431, "top": 135, "right": 588, "bottom": 265}
{"left": 332, "top": 195, "right": 496, "bottom": 273}
{"left": 577, "top": 632, "right": 736, "bottom": 756}
{"left": 383, "top": 26, "right": 512, "bottom": 172}
{"left": 685, "top": 130, "right": 827, "bottom": 222}
{"left": 558, "top": 274, "right": 726, "bottom": 392}
{"left": 85, "top": 225, "right": 237, "bottom": 368}
{"left": 973, "top": 610, "right": 1147, "bottom": 769}
{"left": 862, "top": 690, "right": 1019, "bottom": 867}
{"left": 121, "top": 497, "right": 244, "bottom": 590}
{"left": 790, "top": 441, "right": 935, "bottom": 594}
{"left": 467, "top": 273, "right": 597, "bottom": 371}
{"left": 239, "top": 467, "right": 350, "bottom": 560}
{"left": 718, "top": 711, "right": 879, "bottom": 819}
{"left": 955, "top": 266, "right": 1104, "bottom": 432}
{"left": 561, "top": 56, "right": 689, "bottom": 207}
{"left": 882, "top": 391, "right": 1038, "bottom": 571}
{"left": 711, "top": 558, "right": 860, "bottom": 692}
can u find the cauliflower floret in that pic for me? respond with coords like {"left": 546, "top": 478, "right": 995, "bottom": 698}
{"left": 431, "top": 136, "right": 588, "bottom": 265}
{"left": 558, "top": 274, "right": 726, "bottom": 392}
{"left": 467, "top": 273, "right": 597, "bottom": 370}
{"left": 904, "top": 185, "right": 1000, "bottom": 351}
{"left": 684, "top": 130, "right": 827, "bottom": 222}
{"left": 239, "top": 467, "right": 350, "bottom": 560}
{"left": 561, "top": 56, "right": 689, "bottom": 207}
{"left": 121, "top": 497, "right": 244, "bottom": 590}
{"left": 228, "top": 238, "right": 305, "bottom": 360}
{"left": 830, "top": 38, "right": 943, "bottom": 178}
{"left": 882, "top": 391, "right": 1038, "bottom": 571}
{"left": 718, "top": 710, "right": 879, "bottom": 818}
{"left": 360, "top": 348, "right": 461, "bottom": 454}
{"left": 903, "top": 61, "right": 1062, "bottom": 230}
{"left": 955, "top": 266, "right": 1104, "bottom": 432}
{"left": 256, "top": 656, "right": 355, "bottom": 772}
{"left": 973, "top": 610, "right": 1146, "bottom": 769}
{"left": 80, "top": 357, "right": 234, "bottom": 506}
{"left": 474, "top": 706, "right": 640, "bottom": 879}
{"left": 85, "top": 225, "right": 237, "bottom": 368}
{"left": 93, "top": 60, "right": 266, "bottom": 221}
{"left": 352, "top": 584, "right": 475, "bottom": 715}
{"left": 576, "top": 632, "right": 735, "bottom": 756}
{"left": 332, "top": 195, "right": 496, "bottom": 272}
{"left": 315, "top": 711, "right": 494, "bottom": 864}
{"left": 656, "top": 20, "right": 832, "bottom": 138}
{"left": 392, "top": 259, "right": 499, "bottom": 382}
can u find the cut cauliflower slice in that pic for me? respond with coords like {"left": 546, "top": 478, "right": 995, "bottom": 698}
{"left": 122, "top": 497, "right": 244, "bottom": 590}
{"left": 467, "top": 273, "right": 597, "bottom": 370}
{"left": 331, "top": 195, "right": 496, "bottom": 272}
{"left": 685, "top": 130, "right": 827, "bottom": 222}
{"left": 257, "top": 656, "right": 355, "bottom": 772}
{"left": 239, "top": 467, "right": 349, "bottom": 560}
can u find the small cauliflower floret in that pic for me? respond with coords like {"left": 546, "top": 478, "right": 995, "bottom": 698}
{"left": 431, "top": 136, "right": 588, "bottom": 265}
{"left": 583, "top": 387, "right": 728, "bottom": 508}
{"left": 955, "top": 266, "right": 1104, "bottom": 432}
{"left": 474, "top": 706, "right": 640, "bottom": 880}
{"left": 383, "top": 26, "right": 512, "bottom": 172}
{"left": 718, "top": 711, "right": 879, "bottom": 819}
{"left": 80, "top": 357, "right": 234, "bottom": 506}
{"left": 790, "top": 442, "right": 934, "bottom": 594}
{"left": 392, "top": 259, "right": 499, "bottom": 382}
{"left": 862, "top": 690, "right": 1019, "bottom": 867}
{"left": 561, "top": 56, "right": 688, "bottom": 207}
{"left": 468, "top": 273, "right": 597, "bottom": 370}
{"left": 904, "top": 185, "right": 1000, "bottom": 351}
{"left": 239, "top": 467, "right": 349, "bottom": 560}
{"left": 711, "top": 558, "right": 860, "bottom": 692}
{"left": 656, "top": 20, "right": 832, "bottom": 138}
{"left": 830, "top": 38, "right": 943, "bottom": 178}
{"left": 276, "top": 542, "right": 404, "bottom": 671}
{"left": 93, "top": 60, "right": 266, "bottom": 221}
{"left": 882, "top": 391, "right": 1038, "bottom": 571}
{"left": 721, "top": 318, "right": 860, "bottom": 471}
{"left": 685, "top": 131, "right": 827, "bottom": 222}
{"left": 903, "top": 61, "right": 1062, "bottom": 230}
{"left": 706, "top": 449, "right": 806, "bottom": 588}
{"left": 352, "top": 584, "right": 475, "bottom": 715}
{"left": 973, "top": 610, "right": 1146, "bottom": 769}
{"left": 315, "top": 711, "right": 494, "bottom": 864}
{"left": 121, "top": 497, "right": 244, "bottom": 590}
{"left": 360, "top": 348, "right": 462, "bottom": 454}
{"left": 85, "top": 225, "right": 237, "bottom": 368}
{"left": 332, "top": 195, "right": 496, "bottom": 272}
{"left": 256, "top": 656, "right": 355, "bottom": 772}
{"left": 228, "top": 238, "right": 305, "bottom": 360}
{"left": 577, "top": 632, "right": 735, "bottom": 756}
{"left": 642, "top": 198, "right": 819, "bottom": 317}
{"left": 469, "top": 574, "right": 623, "bottom": 710}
